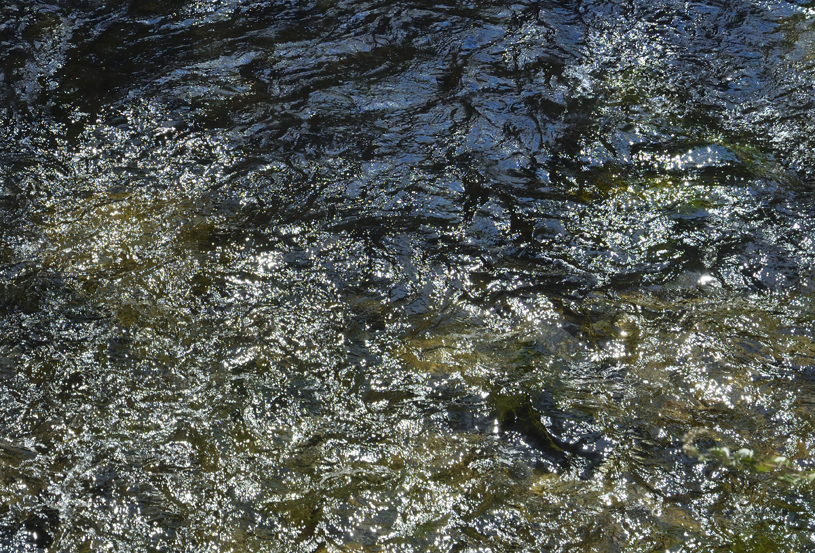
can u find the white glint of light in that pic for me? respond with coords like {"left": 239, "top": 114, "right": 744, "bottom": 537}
{"left": 590, "top": 340, "right": 626, "bottom": 361}
{"left": 255, "top": 251, "right": 283, "bottom": 277}
{"left": 698, "top": 275, "right": 716, "bottom": 285}
{"left": 225, "top": 347, "right": 255, "bottom": 370}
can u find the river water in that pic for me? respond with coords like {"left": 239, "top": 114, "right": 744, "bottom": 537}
{"left": 2, "top": 0, "right": 815, "bottom": 551}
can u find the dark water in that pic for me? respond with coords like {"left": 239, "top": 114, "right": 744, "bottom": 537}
{"left": 3, "top": 0, "right": 815, "bottom": 550}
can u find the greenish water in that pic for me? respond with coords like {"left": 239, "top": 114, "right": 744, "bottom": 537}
{"left": 2, "top": 0, "right": 815, "bottom": 551}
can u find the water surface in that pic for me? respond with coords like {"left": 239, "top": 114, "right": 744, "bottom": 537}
{"left": 2, "top": 0, "right": 815, "bottom": 551}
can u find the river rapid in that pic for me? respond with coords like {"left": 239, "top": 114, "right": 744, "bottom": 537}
{"left": 2, "top": 0, "right": 815, "bottom": 551}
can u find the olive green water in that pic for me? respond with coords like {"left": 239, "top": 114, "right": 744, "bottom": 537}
{"left": 3, "top": 0, "right": 815, "bottom": 551}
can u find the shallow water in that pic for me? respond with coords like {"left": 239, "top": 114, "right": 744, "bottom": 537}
{"left": 3, "top": 0, "right": 815, "bottom": 551}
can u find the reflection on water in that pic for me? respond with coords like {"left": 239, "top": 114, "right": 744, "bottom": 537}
{"left": 3, "top": 0, "right": 815, "bottom": 550}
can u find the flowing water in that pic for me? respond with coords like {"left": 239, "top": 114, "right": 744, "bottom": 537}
{"left": 3, "top": 0, "right": 815, "bottom": 551}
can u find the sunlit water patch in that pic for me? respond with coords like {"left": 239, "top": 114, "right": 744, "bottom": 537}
{"left": 3, "top": 0, "right": 815, "bottom": 551}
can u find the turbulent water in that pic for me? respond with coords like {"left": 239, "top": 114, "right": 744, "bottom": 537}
{"left": 3, "top": 0, "right": 815, "bottom": 551}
